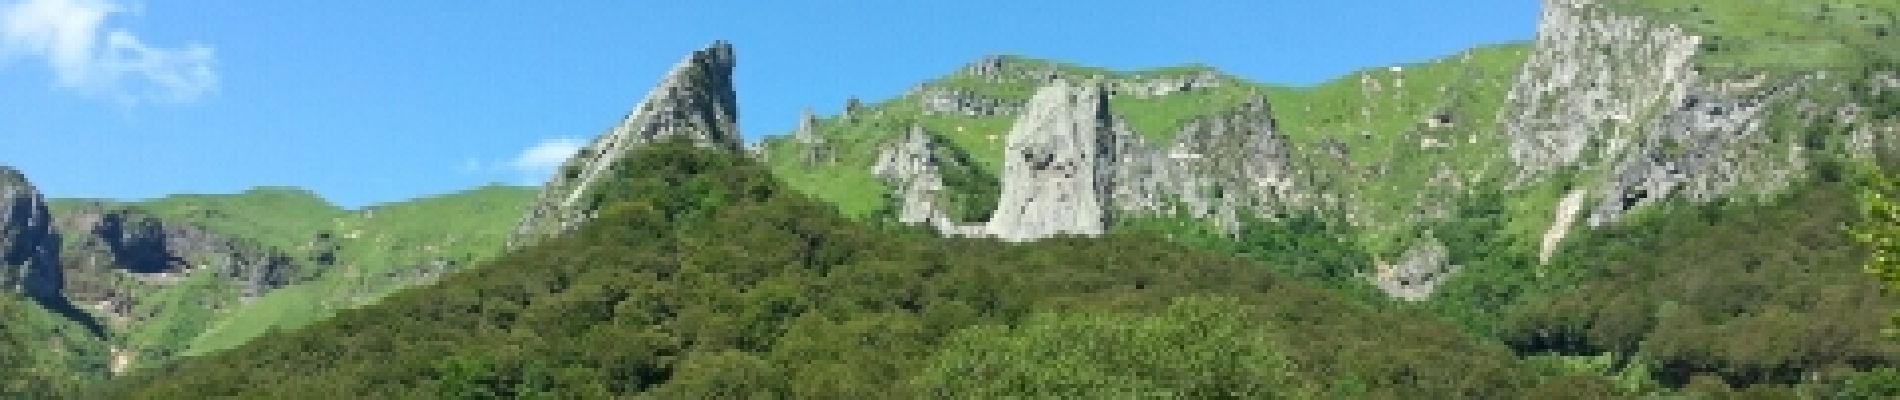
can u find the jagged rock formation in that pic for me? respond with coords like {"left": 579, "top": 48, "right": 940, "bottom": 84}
{"left": 982, "top": 79, "right": 1116, "bottom": 241}
{"left": 511, "top": 42, "right": 742, "bottom": 247}
{"left": 1109, "top": 94, "right": 1306, "bottom": 230}
{"left": 872, "top": 125, "right": 970, "bottom": 233}
{"left": 877, "top": 79, "right": 1307, "bottom": 241}
{"left": 1504, "top": 0, "right": 1803, "bottom": 226}
{"left": 0, "top": 167, "right": 62, "bottom": 302}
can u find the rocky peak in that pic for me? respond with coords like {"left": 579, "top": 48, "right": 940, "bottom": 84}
{"left": 1504, "top": 0, "right": 1804, "bottom": 230}
{"left": 982, "top": 79, "right": 1115, "bottom": 241}
{"left": 511, "top": 41, "right": 743, "bottom": 247}
{"left": 872, "top": 124, "right": 961, "bottom": 230}
{"left": 0, "top": 166, "right": 62, "bottom": 302}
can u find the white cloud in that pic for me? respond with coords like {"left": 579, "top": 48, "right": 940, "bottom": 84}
{"left": 508, "top": 137, "right": 585, "bottom": 181}
{"left": 0, "top": 0, "right": 217, "bottom": 103}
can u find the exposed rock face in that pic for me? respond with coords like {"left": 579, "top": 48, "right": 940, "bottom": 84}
{"left": 1109, "top": 94, "right": 1305, "bottom": 230}
{"left": 511, "top": 42, "right": 742, "bottom": 247}
{"left": 792, "top": 108, "right": 833, "bottom": 166}
{"left": 983, "top": 79, "right": 1115, "bottom": 241}
{"left": 1504, "top": 0, "right": 1801, "bottom": 226}
{"left": 0, "top": 167, "right": 61, "bottom": 302}
{"left": 1369, "top": 237, "right": 1457, "bottom": 301}
{"left": 54, "top": 205, "right": 307, "bottom": 308}
{"left": 872, "top": 125, "right": 967, "bottom": 232}
{"left": 881, "top": 81, "right": 1307, "bottom": 241}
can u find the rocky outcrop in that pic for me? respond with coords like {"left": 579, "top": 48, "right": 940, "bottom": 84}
{"left": 983, "top": 79, "right": 1116, "bottom": 241}
{"left": 872, "top": 125, "right": 968, "bottom": 232}
{"left": 1104, "top": 69, "right": 1226, "bottom": 99}
{"left": 1109, "top": 94, "right": 1305, "bottom": 230}
{"left": 884, "top": 81, "right": 1308, "bottom": 241}
{"left": 54, "top": 205, "right": 307, "bottom": 307}
{"left": 0, "top": 167, "right": 61, "bottom": 302}
{"left": 792, "top": 108, "right": 833, "bottom": 166}
{"left": 1369, "top": 237, "right": 1457, "bottom": 301}
{"left": 917, "top": 88, "right": 1023, "bottom": 117}
{"left": 511, "top": 41, "right": 742, "bottom": 247}
{"left": 1504, "top": 0, "right": 1802, "bottom": 226}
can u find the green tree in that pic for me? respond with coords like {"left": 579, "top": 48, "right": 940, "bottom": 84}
{"left": 1858, "top": 171, "right": 1900, "bottom": 331}
{"left": 912, "top": 297, "right": 1307, "bottom": 399}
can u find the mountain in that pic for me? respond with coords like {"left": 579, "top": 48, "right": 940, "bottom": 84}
{"left": 8, "top": 0, "right": 1900, "bottom": 396}
{"left": 0, "top": 179, "right": 537, "bottom": 385}
{"left": 2, "top": 167, "right": 64, "bottom": 303}
{"left": 510, "top": 41, "right": 743, "bottom": 247}
{"left": 764, "top": 0, "right": 1900, "bottom": 299}
{"left": 105, "top": 140, "right": 1572, "bottom": 399}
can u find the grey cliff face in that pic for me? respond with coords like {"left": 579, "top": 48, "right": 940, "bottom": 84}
{"left": 872, "top": 124, "right": 960, "bottom": 231}
{"left": 1109, "top": 94, "right": 1306, "bottom": 231}
{"left": 54, "top": 205, "right": 307, "bottom": 309}
{"left": 982, "top": 79, "right": 1116, "bottom": 241}
{"left": 0, "top": 166, "right": 61, "bottom": 302}
{"left": 1503, "top": 0, "right": 1801, "bottom": 226}
{"left": 511, "top": 41, "right": 742, "bottom": 247}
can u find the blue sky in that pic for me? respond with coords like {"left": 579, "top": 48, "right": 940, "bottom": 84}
{"left": 0, "top": 0, "right": 1540, "bottom": 208}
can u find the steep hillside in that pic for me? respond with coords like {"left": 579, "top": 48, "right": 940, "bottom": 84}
{"left": 105, "top": 141, "right": 1574, "bottom": 399}
{"left": 764, "top": 0, "right": 1899, "bottom": 301}
{"left": 510, "top": 41, "right": 742, "bottom": 247}
{"left": 183, "top": 185, "right": 536, "bottom": 356}
{"left": 35, "top": 185, "right": 535, "bottom": 371}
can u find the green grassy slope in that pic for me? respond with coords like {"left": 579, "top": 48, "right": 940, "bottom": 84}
{"left": 1605, "top": 0, "right": 1900, "bottom": 77}
{"left": 117, "top": 187, "right": 348, "bottom": 257}
{"left": 1266, "top": 43, "right": 1534, "bottom": 253}
{"left": 107, "top": 141, "right": 1572, "bottom": 399}
{"left": 182, "top": 185, "right": 535, "bottom": 356}
{"left": 41, "top": 185, "right": 535, "bottom": 370}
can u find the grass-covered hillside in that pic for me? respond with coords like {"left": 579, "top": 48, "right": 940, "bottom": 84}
{"left": 1606, "top": 0, "right": 1899, "bottom": 77}
{"left": 182, "top": 185, "right": 537, "bottom": 357}
{"left": 41, "top": 184, "right": 536, "bottom": 371}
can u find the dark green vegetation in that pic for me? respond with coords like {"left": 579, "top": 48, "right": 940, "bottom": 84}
{"left": 0, "top": 294, "right": 107, "bottom": 398}
{"left": 105, "top": 142, "right": 1592, "bottom": 399}
{"left": 1421, "top": 172, "right": 1900, "bottom": 396}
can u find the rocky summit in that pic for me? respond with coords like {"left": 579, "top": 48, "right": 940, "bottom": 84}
{"left": 1, "top": 166, "right": 62, "bottom": 302}
{"left": 981, "top": 79, "right": 1116, "bottom": 241}
{"left": 510, "top": 41, "right": 742, "bottom": 247}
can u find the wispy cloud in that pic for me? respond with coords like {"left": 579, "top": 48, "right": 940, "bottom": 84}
{"left": 506, "top": 137, "right": 585, "bottom": 183}
{"left": 0, "top": 0, "right": 217, "bottom": 104}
